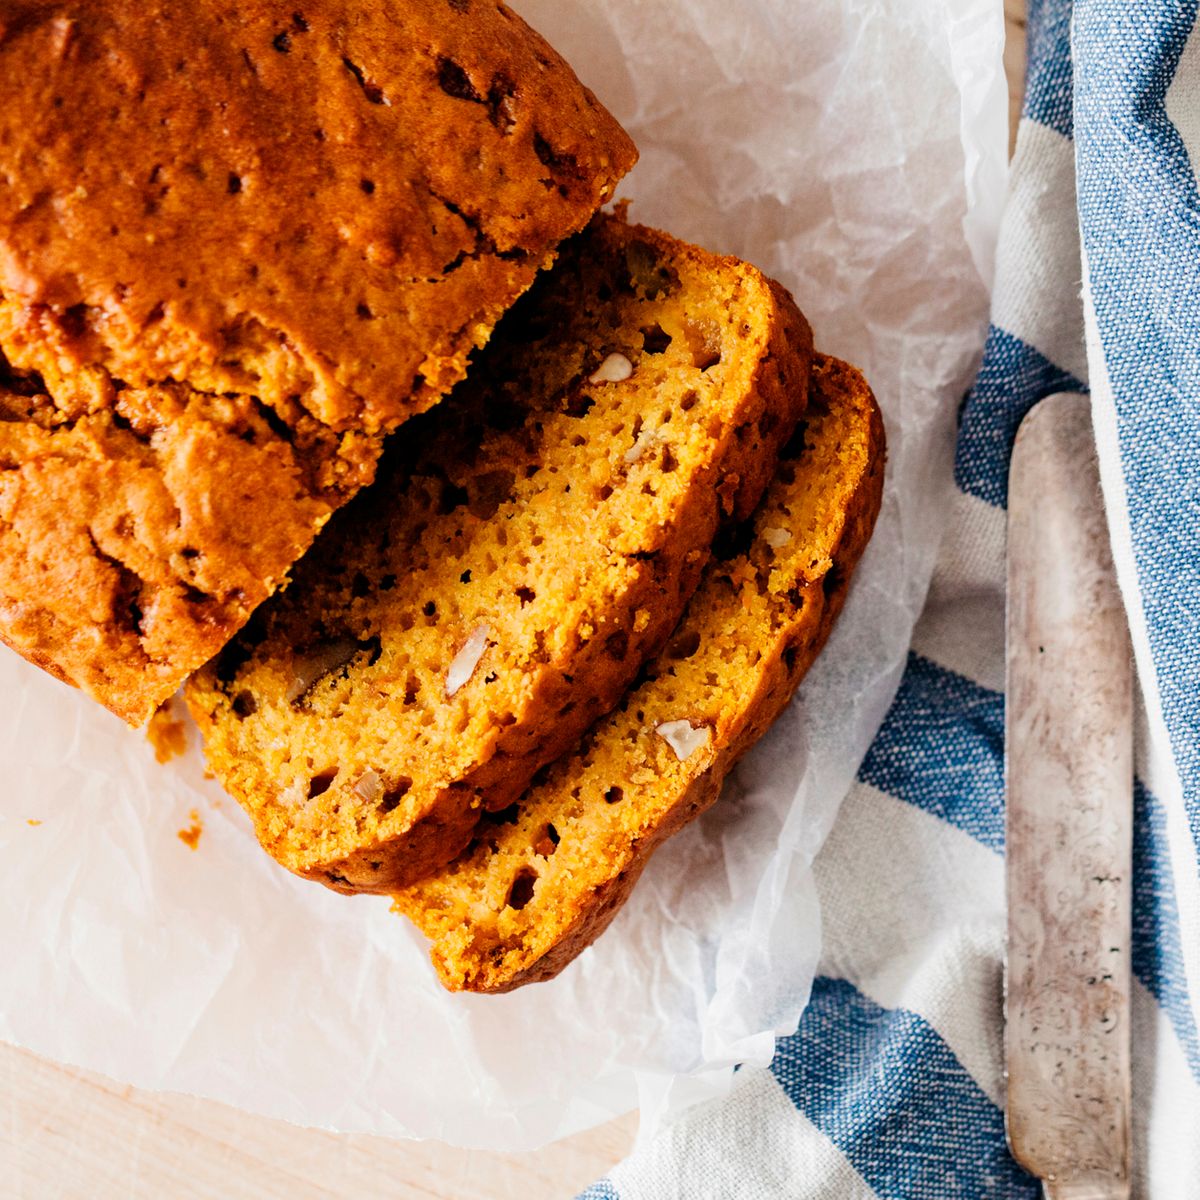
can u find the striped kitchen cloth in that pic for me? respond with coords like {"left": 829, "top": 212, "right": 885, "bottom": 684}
{"left": 580, "top": 0, "right": 1200, "bottom": 1196}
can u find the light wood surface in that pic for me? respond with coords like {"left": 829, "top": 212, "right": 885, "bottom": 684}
{"left": 0, "top": 1043, "right": 638, "bottom": 1200}
{"left": 0, "top": 8, "right": 1027, "bottom": 1198}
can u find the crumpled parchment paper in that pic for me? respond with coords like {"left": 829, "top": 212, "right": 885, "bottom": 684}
{"left": 0, "top": 0, "right": 1007, "bottom": 1151}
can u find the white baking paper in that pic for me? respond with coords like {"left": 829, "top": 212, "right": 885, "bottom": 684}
{"left": 0, "top": 0, "right": 1007, "bottom": 1152}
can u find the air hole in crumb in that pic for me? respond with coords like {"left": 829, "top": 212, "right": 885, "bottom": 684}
{"left": 356, "top": 302, "right": 373, "bottom": 319}
{"left": 489, "top": 803, "right": 520, "bottom": 826}
{"left": 292, "top": 12, "right": 309, "bottom": 31}
{"left": 181, "top": 546, "right": 199, "bottom": 559}
{"left": 308, "top": 770, "right": 336, "bottom": 799}
{"left": 680, "top": 389, "right": 698, "bottom": 412}
{"left": 460, "top": 569, "right": 472, "bottom": 584}
{"left": 232, "top": 690, "right": 257, "bottom": 718}
{"left": 564, "top": 392, "right": 594, "bottom": 418}
{"left": 380, "top": 573, "right": 397, "bottom": 591}
{"left": 423, "top": 600, "right": 437, "bottom": 618}
{"left": 661, "top": 445, "right": 678, "bottom": 473}
{"left": 360, "top": 178, "right": 375, "bottom": 194}
{"left": 506, "top": 868, "right": 537, "bottom": 910}
{"left": 378, "top": 777, "right": 412, "bottom": 815}
{"left": 605, "top": 786, "right": 623, "bottom": 805}
{"left": 515, "top": 585, "right": 535, "bottom": 606}
{"left": 351, "top": 571, "right": 370, "bottom": 598}
{"left": 227, "top": 173, "right": 243, "bottom": 194}
{"left": 533, "top": 823, "right": 560, "bottom": 857}
{"left": 597, "top": 483, "right": 613, "bottom": 501}
{"left": 684, "top": 320, "right": 723, "bottom": 371}
{"left": 641, "top": 323, "right": 672, "bottom": 354}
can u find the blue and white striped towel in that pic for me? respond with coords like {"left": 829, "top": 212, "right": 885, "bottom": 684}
{"left": 580, "top": 1, "right": 1200, "bottom": 1195}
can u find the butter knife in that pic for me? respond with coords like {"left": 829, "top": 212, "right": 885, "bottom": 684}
{"left": 1005, "top": 391, "right": 1134, "bottom": 1199}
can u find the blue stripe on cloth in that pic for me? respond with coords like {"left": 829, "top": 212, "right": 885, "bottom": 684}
{"left": 1133, "top": 779, "right": 1200, "bottom": 1081}
{"left": 1024, "top": 0, "right": 1075, "bottom": 136}
{"left": 771, "top": 976, "right": 1038, "bottom": 1199}
{"left": 954, "top": 326, "right": 1086, "bottom": 509}
{"left": 1075, "top": 0, "right": 1200, "bottom": 867}
{"left": 860, "top": 652, "right": 1200, "bottom": 1084}
{"left": 575, "top": 1183, "right": 620, "bottom": 1200}
{"left": 857, "top": 652, "right": 1005, "bottom": 851}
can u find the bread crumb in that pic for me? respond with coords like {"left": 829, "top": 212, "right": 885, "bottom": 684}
{"left": 26, "top": 818, "right": 41, "bottom": 827}
{"left": 147, "top": 700, "right": 188, "bottom": 764}
{"left": 177, "top": 810, "right": 203, "bottom": 851}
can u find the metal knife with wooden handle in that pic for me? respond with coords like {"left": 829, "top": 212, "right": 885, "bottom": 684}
{"left": 1005, "top": 392, "right": 1134, "bottom": 1199}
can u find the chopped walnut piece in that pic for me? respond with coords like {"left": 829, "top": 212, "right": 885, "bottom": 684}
{"left": 446, "top": 625, "right": 490, "bottom": 696}
{"left": 655, "top": 719, "right": 711, "bottom": 762}
{"left": 588, "top": 352, "right": 633, "bottom": 384}
{"left": 354, "top": 769, "right": 383, "bottom": 803}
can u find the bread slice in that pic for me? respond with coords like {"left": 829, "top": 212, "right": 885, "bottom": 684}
{"left": 393, "top": 354, "right": 885, "bottom": 992}
{"left": 186, "top": 214, "right": 814, "bottom": 894}
{"left": 0, "top": 0, "right": 636, "bottom": 724}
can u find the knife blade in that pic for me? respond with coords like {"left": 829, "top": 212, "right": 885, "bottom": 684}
{"left": 1005, "top": 391, "right": 1134, "bottom": 1199}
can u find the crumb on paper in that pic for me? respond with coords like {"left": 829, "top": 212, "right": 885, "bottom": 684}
{"left": 26, "top": 818, "right": 41, "bottom": 827}
{"left": 177, "top": 810, "right": 203, "bottom": 851}
{"left": 147, "top": 699, "right": 189, "bottom": 764}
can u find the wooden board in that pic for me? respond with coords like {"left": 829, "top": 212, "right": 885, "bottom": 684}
{"left": 0, "top": 7, "right": 1027, "bottom": 1195}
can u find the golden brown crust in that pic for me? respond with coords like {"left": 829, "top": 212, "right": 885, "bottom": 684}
{"left": 0, "top": 0, "right": 636, "bottom": 429}
{"left": 186, "top": 216, "right": 813, "bottom": 894}
{"left": 0, "top": 0, "right": 636, "bottom": 723}
{"left": 393, "top": 353, "right": 886, "bottom": 992}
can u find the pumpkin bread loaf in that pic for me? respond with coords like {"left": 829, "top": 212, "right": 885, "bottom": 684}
{"left": 0, "top": 0, "right": 636, "bottom": 723}
{"left": 393, "top": 354, "right": 885, "bottom": 992}
{"left": 186, "top": 214, "right": 814, "bottom": 894}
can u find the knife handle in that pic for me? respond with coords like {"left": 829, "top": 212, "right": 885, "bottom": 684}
{"left": 1043, "top": 1179, "right": 1130, "bottom": 1200}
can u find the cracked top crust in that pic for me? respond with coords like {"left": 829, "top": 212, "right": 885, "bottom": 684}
{"left": 0, "top": 0, "right": 636, "bottom": 724}
{"left": 0, "top": 0, "right": 636, "bottom": 431}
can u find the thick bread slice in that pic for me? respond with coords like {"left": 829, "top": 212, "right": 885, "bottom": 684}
{"left": 0, "top": 0, "right": 636, "bottom": 724}
{"left": 187, "top": 215, "right": 814, "bottom": 894}
{"left": 393, "top": 354, "right": 885, "bottom": 992}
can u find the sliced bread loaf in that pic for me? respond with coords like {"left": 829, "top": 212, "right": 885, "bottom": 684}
{"left": 186, "top": 214, "right": 814, "bottom": 894}
{"left": 0, "top": 0, "right": 636, "bottom": 724}
{"left": 392, "top": 354, "right": 885, "bottom": 991}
